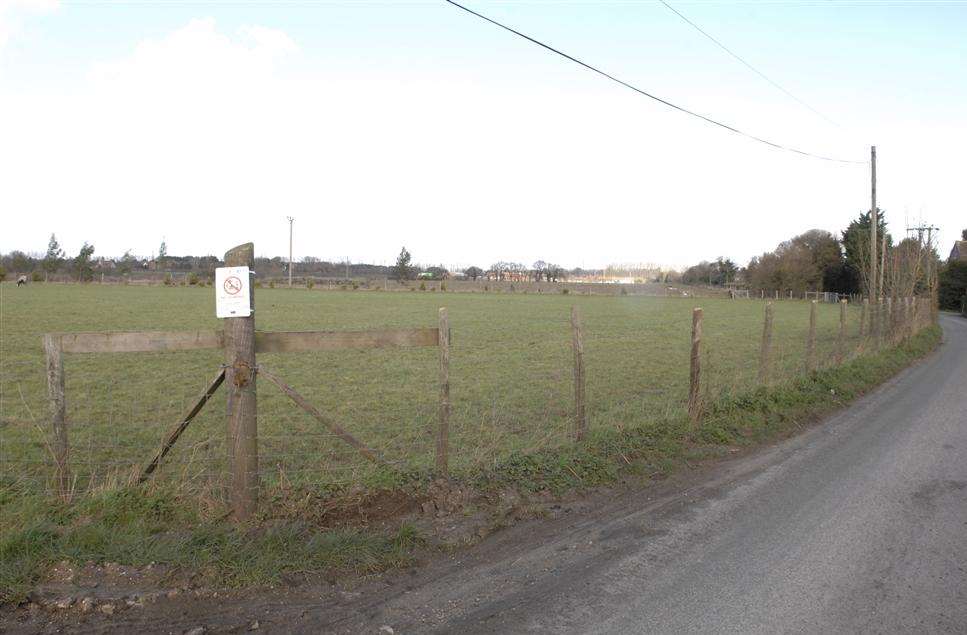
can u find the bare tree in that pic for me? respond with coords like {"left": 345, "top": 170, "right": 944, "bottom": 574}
{"left": 532, "top": 260, "right": 547, "bottom": 282}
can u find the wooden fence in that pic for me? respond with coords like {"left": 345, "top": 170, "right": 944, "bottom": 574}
{"left": 40, "top": 254, "right": 935, "bottom": 518}
{"left": 42, "top": 243, "right": 450, "bottom": 520}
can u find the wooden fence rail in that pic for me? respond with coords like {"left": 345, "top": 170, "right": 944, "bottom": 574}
{"left": 43, "top": 320, "right": 445, "bottom": 514}
{"left": 49, "top": 328, "right": 441, "bottom": 355}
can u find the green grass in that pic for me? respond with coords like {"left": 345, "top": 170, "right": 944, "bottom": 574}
{"left": 482, "top": 323, "right": 941, "bottom": 497}
{"left": 0, "top": 325, "right": 941, "bottom": 605}
{"left": 0, "top": 281, "right": 940, "bottom": 603}
{"left": 0, "top": 481, "right": 421, "bottom": 604}
{"left": 2, "top": 283, "right": 880, "bottom": 495}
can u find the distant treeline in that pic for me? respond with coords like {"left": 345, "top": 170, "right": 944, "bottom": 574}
{"left": 681, "top": 212, "right": 957, "bottom": 298}
{"left": 0, "top": 237, "right": 684, "bottom": 285}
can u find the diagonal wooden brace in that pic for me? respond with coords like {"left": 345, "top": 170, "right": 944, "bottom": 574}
{"left": 137, "top": 369, "right": 226, "bottom": 484}
{"left": 257, "top": 366, "right": 383, "bottom": 465}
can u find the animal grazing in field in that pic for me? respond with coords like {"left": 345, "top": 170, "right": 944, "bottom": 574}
{"left": 17, "top": 275, "right": 27, "bottom": 287}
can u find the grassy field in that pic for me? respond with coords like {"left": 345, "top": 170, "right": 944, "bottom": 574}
{"left": 2, "top": 282, "right": 867, "bottom": 495}
{"left": 0, "top": 282, "right": 941, "bottom": 604}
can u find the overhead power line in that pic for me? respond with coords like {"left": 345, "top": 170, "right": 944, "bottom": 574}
{"left": 658, "top": 0, "right": 840, "bottom": 127}
{"left": 443, "top": 0, "right": 865, "bottom": 165}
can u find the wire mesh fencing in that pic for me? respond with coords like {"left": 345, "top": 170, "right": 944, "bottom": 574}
{"left": 0, "top": 294, "right": 936, "bottom": 505}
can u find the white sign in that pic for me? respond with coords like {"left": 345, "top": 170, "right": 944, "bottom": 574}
{"left": 215, "top": 266, "right": 252, "bottom": 318}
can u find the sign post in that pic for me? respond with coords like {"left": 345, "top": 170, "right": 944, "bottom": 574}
{"left": 217, "top": 246, "right": 258, "bottom": 520}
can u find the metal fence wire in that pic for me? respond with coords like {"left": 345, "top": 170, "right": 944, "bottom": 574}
{"left": 0, "top": 295, "right": 934, "bottom": 502}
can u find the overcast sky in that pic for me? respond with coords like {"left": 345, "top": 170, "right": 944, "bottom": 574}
{"left": 1, "top": 0, "right": 964, "bottom": 270}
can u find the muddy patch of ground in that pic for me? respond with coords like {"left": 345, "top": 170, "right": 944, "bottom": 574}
{"left": 0, "top": 474, "right": 614, "bottom": 634}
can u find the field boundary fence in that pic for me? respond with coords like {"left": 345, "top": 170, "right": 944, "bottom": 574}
{"left": 39, "top": 321, "right": 450, "bottom": 514}
{"left": 6, "top": 259, "right": 936, "bottom": 519}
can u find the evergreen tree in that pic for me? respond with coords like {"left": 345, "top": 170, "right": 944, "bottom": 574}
{"left": 74, "top": 242, "right": 95, "bottom": 281}
{"left": 393, "top": 247, "right": 412, "bottom": 282}
{"left": 841, "top": 210, "right": 890, "bottom": 295}
{"left": 42, "top": 233, "right": 64, "bottom": 276}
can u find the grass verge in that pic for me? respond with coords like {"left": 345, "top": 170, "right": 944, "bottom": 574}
{"left": 0, "top": 325, "right": 942, "bottom": 605}
{"left": 484, "top": 325, "right": 942, "bottom": 494}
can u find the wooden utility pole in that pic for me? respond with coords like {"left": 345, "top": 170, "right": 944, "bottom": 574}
{"left": 286, "top": 216, "right": 294, "bottom": 288}
{"left": 870, "top": 146, "right": 877, "bottom": 301}
{"left": 879, "top": 231, "right": 887, "bottom": 299}
{"left": 224, "top": 242, "right": 258, "bottom": 520}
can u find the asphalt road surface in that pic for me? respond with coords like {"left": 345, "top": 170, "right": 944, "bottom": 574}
{"left": 329, "top": 314, "right": 967, "bottom": 634}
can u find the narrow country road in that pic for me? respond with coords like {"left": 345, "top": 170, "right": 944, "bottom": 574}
{"left": 326, "top": 314, "right": 967, "bottom": 634}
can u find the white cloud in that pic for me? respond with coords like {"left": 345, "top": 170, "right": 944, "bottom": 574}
{"left": 0, "top": 15, "right": 963, "bottom": 267}
{"left": 0, "top": 0, "right": 58, "bottom": 53}
{"left": 90, "top": 18, "right": 295, "bottom": 89}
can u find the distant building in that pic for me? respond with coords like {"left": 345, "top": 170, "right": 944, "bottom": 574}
{"left": 950, "top": 240, "right": 967, "bottom": 263}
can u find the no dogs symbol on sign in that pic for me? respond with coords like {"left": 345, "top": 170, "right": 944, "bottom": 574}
{"left": 223, "top": 276, "right": 242, "bottom": 295}
{"left": 215, "top": 267, "right": 251, "bottom": 318}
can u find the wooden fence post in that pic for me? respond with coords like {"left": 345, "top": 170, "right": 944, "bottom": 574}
{"left": 899, "top": 297, "right": 906, "bottom": 340}
{"left": 43, "top": 334, "right": 71, "bottom": 500}
{"left": 224, "top": 243, "right": 258, "bottom": 521}
{"left": 886, "top": 297, "right": 894, "bottom": 344}
{"left": 859, "top": 298, "right": 868, "bottom": 339}
{"left": 904, "top": 297, "right": 912, "bottom": 339}
{"left": 687, "top": 308, "right": 703, "bottom": 424}
{"left": 437, "top": 307, "right": 450, "bottom": 475}
{"left": 758, "top": 302, "right": 774, "bottom": 385}
{"left": 837, "top": 299, "right": 848, "bottom": 363}
{"left": 870, "top": 297, "right": 879, "bottom": 347}
{"left": 806, "top": 301, "right": 817, "bottom": 372}
{"left": 899, "top": 297, "right": 905, "bottom": 339}
{"left": 570, "top": 306, "right": 587, "bottom": 441}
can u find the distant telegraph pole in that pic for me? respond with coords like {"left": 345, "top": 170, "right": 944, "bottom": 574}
{"left": 286, "top": 216, "right": 294, "bottom": 288}
{"left": 909, "top": 223, "right": 940, "bottom": 289}
{"left": 870, "top": 146, "right": 877, "bottom": 301}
